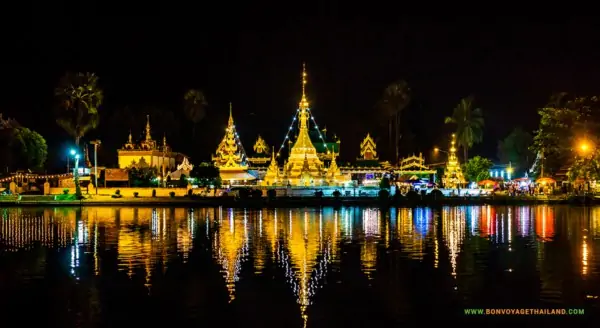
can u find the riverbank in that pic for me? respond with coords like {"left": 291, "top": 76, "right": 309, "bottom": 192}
{"left": 0, "top": 194, "right": 597, "bottom": 207}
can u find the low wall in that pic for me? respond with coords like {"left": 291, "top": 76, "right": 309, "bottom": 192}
{"left": 49, "top": 187, "right": 190, "bottom": 197}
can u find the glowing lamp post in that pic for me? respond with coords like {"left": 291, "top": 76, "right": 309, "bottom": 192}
{"left": 90, "top": 140, "right": 101, "bottom": 195}
{"left": 70, "top": 149, "right": 81, "bottom": 198}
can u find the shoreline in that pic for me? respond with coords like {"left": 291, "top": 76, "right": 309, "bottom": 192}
{"left": 0, "top": 195, "right": 596, "bottom": 207}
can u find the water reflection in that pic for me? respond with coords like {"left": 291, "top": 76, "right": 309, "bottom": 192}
{"left": 0, "top": 205, "right": 599, "bottom": 326}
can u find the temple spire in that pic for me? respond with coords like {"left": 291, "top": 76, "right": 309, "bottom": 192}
{"left": 128, "top": 130, "right": 132, "bottom": 144}
{"left": 163, "top": 133, "right": 167, "bottom": 148}
{"left": 145, "top": 115, "right": 152, "bottom": 141}
{"left": 299, "top": 63, "right": 309, "bottom": 110}
{"left": 228, "top": 102, "right": 234, "bottom": 127}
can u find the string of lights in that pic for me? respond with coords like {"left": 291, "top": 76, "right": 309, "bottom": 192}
{"left": 275, "top": 107, "right": 331, "bottom": 158}
{"left": 231, "top": 124, "right": 248, "bottom": 163}
{"left": 276, "top": 109, "right": 299, "bottom": 158}
{"left": 0, "top": 173, "right": 73, "bottom": 183}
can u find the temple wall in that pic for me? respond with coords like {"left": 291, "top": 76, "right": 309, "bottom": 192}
{"left": 49, "top": 187, "right": 189, "bottom": 197}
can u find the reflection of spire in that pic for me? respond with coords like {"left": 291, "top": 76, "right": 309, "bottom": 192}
{"left": 264, "top": 209, "right": 337, "bottom": 328}
{"left": 361, "top": 209, "right": 380, "bottom": 279}
{"left": 442, "top": 207, "right": 466, "bottom": 278}
{"left": 213, "top": 210, "right": 248, "bottom": 302}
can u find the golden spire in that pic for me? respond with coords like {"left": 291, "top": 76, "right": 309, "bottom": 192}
{"left": 271, "top": 146, "right": 276, "bottom": 161}
{"left": 228, "top": 102, "right": 234, "bottom": 127}
{"left": 145, "top": 115, "right": 152, "bottom": 141}
{"left": 299, "top": 63, "right": 309, "bottom": 110}
{"left": 163, "top": 133, "right": 167, "bottom": 148}
{"left": 128, "top": 130, "right": 132, "bottom": 144}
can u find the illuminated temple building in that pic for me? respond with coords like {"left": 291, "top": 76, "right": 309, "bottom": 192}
{"left": 442, "top": 134, "right": 466, "bottom": 188}
{"left": 258, "top": 65, "right": 351, "bottom": 187}
{"left": 117, "top": 115, "right": 180, "bottom": 171}
{"left": 212, "top": 104, "right": 256, "bottom": 184}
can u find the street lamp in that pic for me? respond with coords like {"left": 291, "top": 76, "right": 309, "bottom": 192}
{"left": 90, "top": 140, "right": 101, "bottom": 195}
{"left": 434, "top": 147, "right": 449, "bottom": 154}
{"left": 70, "top": 149, "right": 81, "bottom": 198}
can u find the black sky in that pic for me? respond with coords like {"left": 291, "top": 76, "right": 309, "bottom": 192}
{"left": 3, "top": 17, "right": 600, "bottom": 170}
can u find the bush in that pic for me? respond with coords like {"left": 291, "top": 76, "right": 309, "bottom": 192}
{"left": 378, "top": 189, "right": 390, "bottom": 200}
{"left": 405, "top": 190, "right": 420, "bottom": 201}
{"left": 221, "top": 192, "right": 229, "bottom": 197}
{"left": 133, "top": 192, "right": 139, "bottom": 198}
{"left": 252, "top": 189, "right": 263, "bottom": 197}
{"left": 152, "top": 189, "right": 156, "bottom": 197}
{"left": 430, "top": 189, "right": 444, "bottom": 200}
{"left": 239, "top": 188, "right": 251, "bottom": 199}
{"left": 314, "top": 190, "right": 324, "bottom": 198}
{"left": 267, "top": 189, "right": 276, "bottom": 200}
{"left": 63, "top": 188, "right": 69, "bottom": 195}
{"left": 332, "top": 190, "right": 341, "bottom": 198}
{"left": 115, "top": 189, "right": 121, "bottom": 195}
{"left": 169, "top": 191, "right": 176, "bottom": 198}
{"left": 188, "top": 189, "right": 193, "bottom": 196}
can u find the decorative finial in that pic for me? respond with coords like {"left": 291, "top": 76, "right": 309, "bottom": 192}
{"left": 128, "top": 129, "right": 132, "bottom": 144}
{"left": 228, "top": 102, "right": 234, "bottom": 126}
{"left": 272, "top": 146, "right": 275, "bottom": 160}
{"left": 302, "top": 62, "right": 307, "bottom": 98}
{"left": 299, "top": 63, "right": 309, "bottom": 109}
{"left": 163, "top": 133, "right": 167, "bottom": 147}
{"left": 145, "top": 115, "right": 151, "bottom": 141}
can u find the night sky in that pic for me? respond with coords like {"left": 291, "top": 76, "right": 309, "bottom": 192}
{"left": 4, "top": 17, "right": 600, "bottom": 171}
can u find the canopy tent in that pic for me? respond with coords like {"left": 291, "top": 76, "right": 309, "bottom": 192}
{"left": 478, "top": 179, "right": 496, "bottom": 186}
{"left": 220, "top": 171, "right": 256, "bottom": 182}
{"left": 536, "top": 177, "right": 556, "bottom": 184}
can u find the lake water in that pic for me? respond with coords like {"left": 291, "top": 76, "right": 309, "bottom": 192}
{"left": 0, "top": 206, "right": 598, "bottom": 327}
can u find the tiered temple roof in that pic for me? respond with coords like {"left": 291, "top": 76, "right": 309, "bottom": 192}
{"left": 394, "top": 153, "right": 436, "bottom": 181}
{"left": 117, "top": 115, "right": 179, "bottom": 171}
{"left": 360, "top": 133, "right": 378, "bottom": 160}
{"left": 212, "top": 104, "right": 255, "bottom": 183}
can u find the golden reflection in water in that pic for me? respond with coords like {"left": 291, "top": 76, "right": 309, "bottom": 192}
{"left": 442, "top": 207, "right": 466, "bottom": 278}
{"left": 212, "top": 208, "right": 248, "bottom": 302}
{"left": 582, "top": 234, "right": 589, "bottom": 276}
{"left": 535, "top": 206, "right": 555, "bottom": 242}
{"left": 396, "top": 208, "right": 431, "bottom": 261}
{"left": 592, "top": 207, "right": 600, "bottom": 238}
{"left": 261, "top": 208, "right": 337, "bottom": 328}
{"left": 253, "top": 210, "right": 267, "bottom": 274}
{"left": 0, "top": 209, "right": 76, "bottom": 251}
{"left": 361, "top": 209, "right": 380, "bottom": 279}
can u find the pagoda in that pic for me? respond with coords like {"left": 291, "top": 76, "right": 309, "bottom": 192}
{"left": 442, "top": 134, "right": 466, "bottom": 188}
{"left": 360, "top": 133, "right": 378, "bottom": 160}
{"left": 212, "top": 104, "right": 255, "bottom": 184}
{"left": 263, "top": 147, "right": 280, "bottom": 185}
{"left": 117, "top": 115, "right": 179, "bottom": 171}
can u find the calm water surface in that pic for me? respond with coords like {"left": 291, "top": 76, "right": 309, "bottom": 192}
{"left": 0, "top": 206, "right": 599, "bottom": 327}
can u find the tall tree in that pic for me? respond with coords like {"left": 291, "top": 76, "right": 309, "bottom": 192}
{"left": 54, "top": 72, "right": 103, "bottom": 146}
{"left": 380, "top": 80, "right": 411, "bottom": 163}
{"left": 463, "top": 156, "right": 493, "bottom": 182}
{"left": 183, "top": 89, "right": 208, "bottom": 139}
{"left": 444, "top": 96, "right": 484, "bottom": 162}
{"left": 497, "top": 127, "right": 534, "bottom": 176}
{"left": 11, "top": 127, "right": 48, "bottom": 170}
{"left": 530, "top": 93, "right": 600, "bottom": 177}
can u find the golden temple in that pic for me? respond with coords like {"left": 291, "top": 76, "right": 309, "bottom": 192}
{"left": 442, "top": 134, "right": 466, "bottom": 188}
{"left": 117, "top": 115, "right": 179, "bottom": 171}
{"left": 263, "top": 64, "right": 350, "bottom": 187}
{"left": 360, "top": 133, "right": 378, "bottom": 160}
{"left": 212, "top": 104, "right": 256, "bottom": 184}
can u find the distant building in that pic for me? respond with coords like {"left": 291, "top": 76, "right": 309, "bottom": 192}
{"left": 117, "top": 115, "right": 181, "bottom": 172}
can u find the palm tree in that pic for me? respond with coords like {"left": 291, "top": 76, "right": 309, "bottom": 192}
{"left": 54, "top": 72, "right": 103, "bottom": 146}
{"left": 380, "top": 80, "right": 411, "bottom": 163}
{"left": 444, "top": 96, "right": 484, "bottom": 162}
{"left": 183, "top": 89, "right": 208, "bottom": 139}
